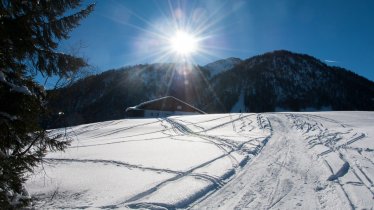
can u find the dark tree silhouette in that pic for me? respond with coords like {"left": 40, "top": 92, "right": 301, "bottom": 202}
{"left": 0, "top": 1, "right": 94, "bottom": 208}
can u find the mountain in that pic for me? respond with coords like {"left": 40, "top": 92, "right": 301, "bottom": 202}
{"left": 45, "top": 63, "right": 211, "bottom": 127}
{"left": 203, "top": 50, "right": 374, "bottom": 112}
{"left": 45, "top": 50, "right": 374, "bottom": 128}
{"left": 204, "top": 57, "right": 242, "bottom": 77}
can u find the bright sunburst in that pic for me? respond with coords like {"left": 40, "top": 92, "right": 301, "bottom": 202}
{"left": 169, "top": 30, "right": 198, "bottom": 56}
{"left": 125, "top": 1, "right": 235, "bottom": 64}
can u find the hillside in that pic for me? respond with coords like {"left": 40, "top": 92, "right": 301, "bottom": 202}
{"left": 203, "top": 57, "right": 242, "bottom": 77}
{"left": 27, "top": 112, "right": 374, "bottom": 209}
{"left": 205, "top": 50, "right": 374, "bottom": 112}
{"left": 46, "top": 63, "right": 210, "bottom": 127}
{"left": 46, "top": 50, "right": 374, "bottom": 127}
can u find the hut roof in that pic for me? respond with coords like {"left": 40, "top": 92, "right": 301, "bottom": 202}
{"left": 126, "top": 96, "right": 206, "bottom": 114}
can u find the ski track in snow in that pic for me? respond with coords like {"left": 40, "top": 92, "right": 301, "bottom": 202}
{"left": 194, "top": 113, "right": 374, "bottom": 209}
{"left": 118, "top": 114, "right": 270, "bottom": 209}
{"left": 27, "top": 112, "right": 374, "bottom": 209}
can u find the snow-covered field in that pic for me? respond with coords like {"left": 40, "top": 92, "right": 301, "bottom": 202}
{"left": 26, "top": 112, "right": 374, "bottom": 209}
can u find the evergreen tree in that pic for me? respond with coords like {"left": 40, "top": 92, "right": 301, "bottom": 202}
{"left": 0, "top": 0, "right": 94, "bottom": 208}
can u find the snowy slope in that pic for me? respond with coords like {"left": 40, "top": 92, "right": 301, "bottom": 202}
{"left": 204, "top": 57, "right": 241, "bottom": 77}
{"left": 26, "top": 112, "right": 374, "bottom": 209}
{"left": 230, "top": 90, "right": 245, "bottom": 113}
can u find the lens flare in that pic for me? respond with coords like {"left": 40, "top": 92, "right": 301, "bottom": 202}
{"left": 169, "top": 30, "right": 198, "bottom": 56}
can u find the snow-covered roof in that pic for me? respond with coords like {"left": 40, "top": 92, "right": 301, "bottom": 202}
{"left": 126, "top": 96, "right": 206, "bottom": 114}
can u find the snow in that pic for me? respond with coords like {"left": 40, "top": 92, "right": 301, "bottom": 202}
{"left": 27, "top": 161, "right": 174, "bottom": 209}
{"left": 26, "top": 112, "right": 374, "bottom": 209}
{"left": 0, "top": 112, "right": 18, "bottom": 121}
{"left": 204, "top": 57, "right": 241, "bottom": 77}
{"left": 11, "top": 85, "right": 32, "bottom": 95}
{"left": 0, "top": 71, "right": 32, "bottom": 95}
{"left": 128, "top": 176, "right": 214, "bottom": 209}
{"left": 0, "top": 71, "right": 6, "bottom": 82}
{"left": 195, "top": 112, "right": 374, "bottom": 209}
{"left": 50, "top": 138, "right": 225, "bottom": 171}
{"left": 230, "top": 90, "right": 245, "bottom": 113}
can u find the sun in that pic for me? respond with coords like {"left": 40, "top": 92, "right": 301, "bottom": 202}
{"left": 169, "top": 30, "right": 199, "bottom": 56}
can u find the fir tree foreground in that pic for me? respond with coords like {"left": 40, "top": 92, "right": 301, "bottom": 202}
{"left": 0, "top": 1, "right": 94, "bottom": 208}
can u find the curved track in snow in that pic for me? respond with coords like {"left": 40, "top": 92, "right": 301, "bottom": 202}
{"left": 27, "top": 112, "right": 374, "bottom": 209}
{"left": 193, "top": 113, "right": 374, "bottom": 209}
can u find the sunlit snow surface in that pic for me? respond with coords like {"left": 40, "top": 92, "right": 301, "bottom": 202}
{"left": 26, "top": 112, "right": 374, "bottom": 209}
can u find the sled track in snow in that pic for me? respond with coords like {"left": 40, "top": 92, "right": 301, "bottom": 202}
{"left": 120, "top": 153, "right": 237, "bottom": 208}
{"left": 165, "top": 114, "right": 272, "bottom": 165}
{"left": 78, "top": 115, "right": 233, "bottom": 140}
{"left": 44, "top": 158, "right": 182, "bottom": 175}
{"left": 266, "top": 140, "right": 293, "bottom": 209}
{"left": 286, "top": 113, "right": 373, "bottom": 209}
{"left": 29, "top": 113, "right": 374, "bottom": 209}
{"left": 117, "top": 114, "right": 272, "bottom": 209}
{"left": 45, "top": 157, "right": 228, "bottom": 192}
{"left": 66, "top": 115, "right": 238, "bottom": 148}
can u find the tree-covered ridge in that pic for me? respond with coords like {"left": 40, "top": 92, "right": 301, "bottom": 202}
{"left": 207, "top": 50, "right": 374, "bottom": 112}
{"left": 47, "top": 50, "right": 374, "bottom": 128}
{"left": 46, "top": 64, "right": 211, "bottom": 127}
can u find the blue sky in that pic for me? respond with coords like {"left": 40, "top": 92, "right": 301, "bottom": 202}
{"left": 61, "top": 0, "right": 374, "bottom": 81}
